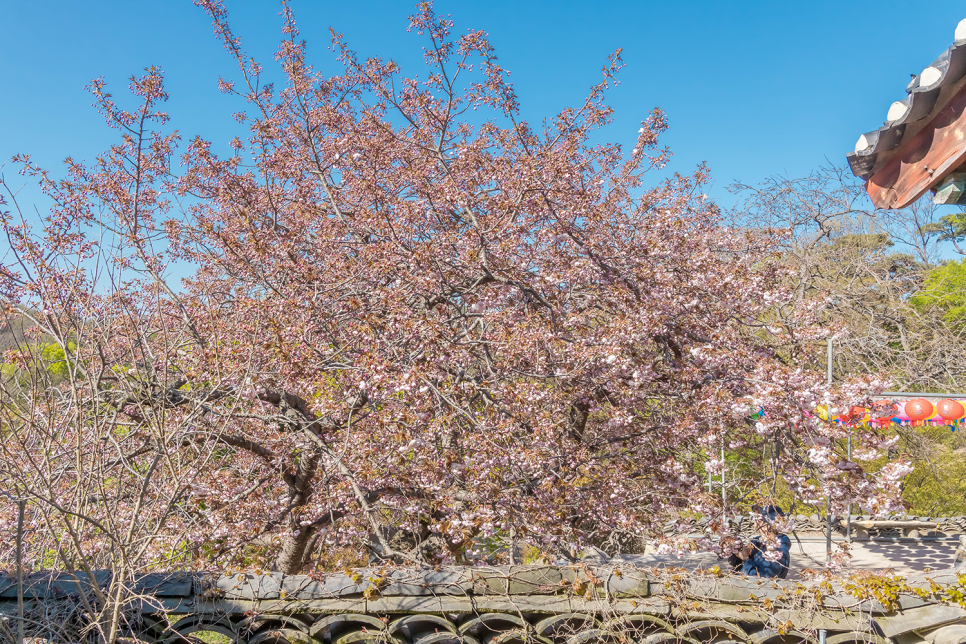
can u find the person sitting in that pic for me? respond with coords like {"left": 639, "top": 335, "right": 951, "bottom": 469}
{"left": 735, "top": 505, "right": 791, "bottom": 579}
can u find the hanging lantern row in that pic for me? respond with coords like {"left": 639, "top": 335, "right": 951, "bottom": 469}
{"left": 822, "top": 398, "right": 966, "bottom": 431}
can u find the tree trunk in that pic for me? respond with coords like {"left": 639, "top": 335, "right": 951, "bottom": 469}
{"left": 274, "top": 451, "right": 319, "bottom": 574}
{"left": 276, "top": 527, "right": 314, "bottom": 574}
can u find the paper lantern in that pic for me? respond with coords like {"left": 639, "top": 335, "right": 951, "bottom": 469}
{"left": 937, "top": 399, "right": 966, "bottom": 421}
{"left": 904, "top": 398, "right": 935, "bottom": 422}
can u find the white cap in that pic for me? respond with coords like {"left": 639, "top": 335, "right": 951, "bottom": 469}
{"left": 956, "top": 18, "right": 966, "bottom": 42}
{"left": 920, "top": 66, "right": 943, "bottom": 87}
{"left": 887, "top": 101, "right": 909, "bottom": 123}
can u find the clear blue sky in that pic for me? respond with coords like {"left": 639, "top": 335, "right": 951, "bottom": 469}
{"left": 1, "top": 0, "right": 964, "bottom": 205}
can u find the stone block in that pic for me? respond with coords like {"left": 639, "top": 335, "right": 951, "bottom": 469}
{"left": 878, "top": 605, "right": 966, "bottom": 638}
{"left": 925, "top": 624, "right": 966, "bottom": 644}
{"left": 714, "top": 578, "right": 785, "bottom": 603}
{"left": 367, "top": 595, "right": 473, "bottom": 614}
{"left": 907, "top": 571, "right": 961, "bottom": 588}
{"left": 471, "top": 566, "right": 566, "bottom": 595}
{"left": 0, "top": 571, "right": 112, "bottom": 599}
{"left": 134, "top": 572, "right": 194, "bottom": 597}
{"left": 770, "top": 609, "right": 871, "bottom": 633}
{"left": 377, "top": 568, "right": 473, "bottom": 596}
{"left": 471, "top": 594, "right": 571, "bottom": 614}
{"left": 683, "top": 577, "right": 717, "bottom": 600}
{"left": 261, "top": 598, "right": 368, "bottom": 613}
{"left": 568, "top": 596, "right": 611, "bottom": 614}
{"left": 216, "top": 573, "right": 283, "bottom": 599}
{"left": 606, "top": 570, "right": 649, "bottom": 597}
{"left": 608, "top": 598, "right": 671, "bottom": 615}
{"left": 282, "top": 573, "right": 371, "bottom": 598}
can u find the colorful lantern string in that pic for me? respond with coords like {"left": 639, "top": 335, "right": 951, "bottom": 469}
{"left": 822, "top": 398, "right": 966, "bottom": 431}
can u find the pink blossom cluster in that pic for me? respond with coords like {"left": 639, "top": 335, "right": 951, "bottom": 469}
{"left": 0, "top": 1, "right": 916, "bottom": 574}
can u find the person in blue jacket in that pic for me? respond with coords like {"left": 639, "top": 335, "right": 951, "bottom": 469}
{"left": 736, "top": 505, "right": 791, "bottom": 579}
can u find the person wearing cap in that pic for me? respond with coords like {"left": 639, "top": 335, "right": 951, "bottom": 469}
{"left": 735, "top": 505, "right": 791, "bottom": 579}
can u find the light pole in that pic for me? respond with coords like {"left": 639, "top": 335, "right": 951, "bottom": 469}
{"left": 826, "top": 339, "right": 833, "bottom": 565}
{"left": 15, "top": 499, "right": 24, "bottom": 644}
{"left": 1, "top": 492, "right": 26, "bottom": 644}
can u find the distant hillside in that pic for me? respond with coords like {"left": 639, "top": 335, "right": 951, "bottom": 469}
{"left": 0, "top": 312, "right": 37, "bottom": 353}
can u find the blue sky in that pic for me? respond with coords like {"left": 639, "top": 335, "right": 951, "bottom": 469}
{"left": 1, "top": 0, "right": 964, "bottom": 207}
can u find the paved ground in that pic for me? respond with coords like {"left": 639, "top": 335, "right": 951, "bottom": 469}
{"left": 611, "top": 537, "right": 963, "bottom": 577}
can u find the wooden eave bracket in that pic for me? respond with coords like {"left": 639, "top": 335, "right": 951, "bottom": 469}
{"left": 932, "top": 167, "right": 966, "bottom": 204}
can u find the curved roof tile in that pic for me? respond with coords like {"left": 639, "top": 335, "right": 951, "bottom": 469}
{"left": 848, "top": 19, "right": 966, "bottom": 180}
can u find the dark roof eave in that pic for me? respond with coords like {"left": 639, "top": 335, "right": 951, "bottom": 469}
{"left": 848, "top": 19, "right": 966, "bottom": 181}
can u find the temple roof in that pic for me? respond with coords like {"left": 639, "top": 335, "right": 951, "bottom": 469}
{"left": 847, "top": 19, "right": 966, "bottom": 209}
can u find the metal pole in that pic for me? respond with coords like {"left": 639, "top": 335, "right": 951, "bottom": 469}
{"left": 819, "top": 629, "right": 827, "bottom": 644}
{"left": 16, "top": 499, "right": 24, "bottom": 644}
{"left": 721, "top": 436, "right": 726, "bottom": 506}
{"left": 876, "top": 391, "right": 966, "bottom": 399}
{"left": 826, "top": 499, "right": 832, "bottom": 566}
{"left": 847, "top": 433, "right": 852, "bottom": 544}
{"left": 826, "top": 339, "right": 833, "bottom": 387}
{"left": 826, "top": 339, "right": 833, "bottom": 563}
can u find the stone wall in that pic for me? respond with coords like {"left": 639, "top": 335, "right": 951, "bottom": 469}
{"left": 2, "top": 566, "right": 965, "bottom": 644}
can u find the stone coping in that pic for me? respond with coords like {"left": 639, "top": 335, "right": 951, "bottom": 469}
{"left": 2, "top": 567, "right": 965, "bottom": 642}
{"left": 0, "top": 565, "right": 959, "bottom": 608}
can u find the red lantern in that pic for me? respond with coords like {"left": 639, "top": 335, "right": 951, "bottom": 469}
{"left": 904, "top": 398, "right": 935, "bottom": 422}
{"left": 937, "top": 399, "right": 965, "bottom": 421}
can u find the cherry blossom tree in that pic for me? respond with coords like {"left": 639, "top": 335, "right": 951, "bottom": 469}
{"left": 0, "top": 1, "right": 912, "bottom": 578}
